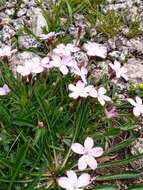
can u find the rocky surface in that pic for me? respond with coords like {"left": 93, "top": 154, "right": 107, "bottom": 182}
{"left": 131, "top": 137, "right": 143, "bottom": 169}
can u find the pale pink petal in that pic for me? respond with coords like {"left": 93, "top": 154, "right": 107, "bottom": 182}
{"left": 66, "top": 170, "right": 77, "bottom": 184}
{"left": 16, "top": 66, "right": 30, "bottom": 76}
{"left": 77, "top": 173, "right": 91, "bottom": 188}
{"left": 84, "top": 137, "right": 94, "bottom": 150}
{"left": 68, "top": 84, "right": 77, "bottom": 91}
{"left": 109, "top": 63, "right": 115, "bottom": 70}
{"left": 88, "top": 87, "right": 97, "bottom": 98}
{"left": 0, "top": 88, "right": 6, "bottom": 95}
{"left": 78, "top": 155, "right": 87, "bottom": 171}
{"left": 71, "top": 143, "right": 84, "bottom": 154}
{"left": 76, "top": 81, "right": 85, "bottom": 88}
{"left": 133, "top": 107, "right": 141, "bottom": 117}
{"left": 59, "top": 65, "right": 69, "bottom": 75}
{"left": 102, "top": 95, "right": 111, "bottom": 101}
{"left": 136, "top": 96, "right": 142, "bottom": 105}
{"left": 58, "top": 177, "right": 71, "bottom": 189}
{"left": 127, "top": 98, "right": 137, "bottom": 107}
{"left": 41, "top": 57, "right": 49, "bottom": 64}
{"left": 114, "top": 60, "right": 121, "bottom": 69}
{"left": 69, "top": 92, "right": 79, "bottom": 99}
{"left": 79, "top": 91, "right": 88, "bottom": 98}
{"left": 98, "top": 96, "right": 105, "bottom": 106}
{"left": 85, "top": 155, "right": 97, "bottom": 170}
{"left": 3, "top": 85, "right": 11, "bottom": 94}
{"left": 11, "top": 49, "right": 17, "bottom": 54}
{"left": 91, "top": 147, "right": 104, "bottom": 157}
{"left": 121, "top": 73, "right": 128, "bottom": 81}
{"left": 32, "top": 66, "right": 44, "bottom": 74}
{"left": 98, "top": 87, "right": 106, "bottom": 95}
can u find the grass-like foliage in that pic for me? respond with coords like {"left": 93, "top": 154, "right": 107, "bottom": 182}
{"left": 0, "top": 0, "right": 143, "bottom": 189}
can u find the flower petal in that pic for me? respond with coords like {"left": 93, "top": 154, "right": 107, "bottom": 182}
{"left": 77, "top": 173, "right": 91, "bottom": 188}
{"left": 91, "top": 147, "right": 104, "bottom": 157}
{"left": 86, "top": 155, "right": 97, "bottom": 170}
{"left": 66, "top": 170, "right": 77, "bottom": 184}
{"left": 98, "top": 87, "right": 106, "bottom": 95}
{"left": 102, "top": 95, "right": 111, "bottom": 101}
{"left": 60, "top": 65, "right": 69, "bottom": 75}
{"left": 78, "top": 155, "right": 87, "bottom": 171}
{"left": 68, "top": 84, "right": 76, "bottom": 92}
{"left": 133, "top": 107, "right": 141, "bottom": 117}
{"left": 127, "top": 98, "right": 136, "bottom": 107}
{"left": 136, "top": 96, "right": 142, "bottom": 105}
{"left": 58, "top": 177, "right": 71, "bottom": 189}
{"left": 71, "top": 143, "right": 84, "bottom": 154}
{"left": 98, "top": 96, "right": 105, "bottom": 106}
{"left": 84, "top": 137, "right": 94, "bottom": 150}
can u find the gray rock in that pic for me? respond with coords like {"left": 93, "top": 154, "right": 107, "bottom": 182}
{"left": 18, "top": 35, "right": 39, "bottom": 48}
{"left": 131, "top": 137, "right": 143, "bottom": 169}
{"left": 125, "top": 58, "right": 143, "bottom": 83}
{"left": 31, "top": 8, "right": 48, "bottom": 35}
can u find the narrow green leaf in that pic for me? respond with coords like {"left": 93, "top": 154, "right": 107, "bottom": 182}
{"left": 128, "top": 184, "right": 143, "bottom": 190}
{"left": 95, "top": 171, "right": 141, "bottom": 181}
{"left": 90, "top": 184, "right": 118, "bottom": 190}
{"left": 106, "top": 136, "right": 137, "bottom": 154}
{"left": 64, "top": 0, "right": 73, "bottom": 23}
{"left": 99, "top": 153, "right": 143, "bottom": 168}
{"left": 8, "top": 141, "right": 30, "bottom": 190}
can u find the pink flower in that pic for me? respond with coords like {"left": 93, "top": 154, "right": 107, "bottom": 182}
{"left": 84, "top": 42, "right": 107, "bottom": 58}
{"left": 88, "top": 86, "right": 111, "bottom": 106}
{"left": 71, "top": 66, "right": 88, "bottom": 84}
{"left": 39, "top": 32, "right": 64, "bottom": 40}
{"left": 71, "top": 137, "right": 104, "bottom": 171}
{"left": 68, "top": 81, "right": 91, "bottom": 99}
{"left": 127, "top": 96, "right": 143, "bottom": 117}
{"left": 0, "top": 84, "right": 11, "bottom": 95}
{"left": 53, "top": 43, "right": 80, "bottom": 56}
{"left": 58, "top": 170, "right": 91, "bottom": 190}
{"left": 0, "top": 46, "right": 17, "bottom": 57}
{"left": 50, "top": 54, "right": 77, "bottom": 75}
{"left": 41, "top": 57, "right": 53, "bottom": 69}
{"left": 17, "top": 57, "right": 44, "bottom": 76}
{"left": 96, "top": 87, "right": 111, "bottom": 106}
{"left": 105, "top": 106, "right": 118, "bottom": 119}
{"left": 39, "top": 32, "right": 56, "bottom": 40}
{"left": 109, "top": 60, "right": 128, "bottom": 81}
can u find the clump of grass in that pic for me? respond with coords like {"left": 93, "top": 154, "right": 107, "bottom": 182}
{"left": 97, "top": 11, "right": 123, "bottom": 38}
{"left": 127, "top": 22, "right": 142, "bottom": 38}
{"left": 0, "top": 0, "right": 6, "bottom": 6}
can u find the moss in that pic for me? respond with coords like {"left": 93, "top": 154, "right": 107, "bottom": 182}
{"left": 97, "top": 11, "right": 123, "bottom": 38}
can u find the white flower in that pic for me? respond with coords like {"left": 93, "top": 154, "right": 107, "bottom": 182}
{"left": 127, "top": 96, "right": 143, "bottom": 117}
{"left": 0, "top": 46, "right": 17, "bottom": 57}
{"left": 96, "top": 87, "right": 111, "bottom": 106}
{"left": 50, "top": 54, "right": 77, "bottom": 75}
{"left": 71, "top": 137, "right": 104, "bottom": 171}
{"left": 71, "top": 66, "right": 88, "bottom": 84}
{"left": 53, "top": 43, "right": 80, "bottom": 56}
{"left": 109, "top": 60, "right": 128, "bottom": 81}
{"left": 58, "top": 170, "right": 91, "bottom": 190}
{"left": 84, "top": 42, "right": 107, "bottom": 58}
{"left": 17, "top": 57, "right": 44, "bottom": 76}
{"left": 68, "top": 81, "right": 91, "bottom": 99}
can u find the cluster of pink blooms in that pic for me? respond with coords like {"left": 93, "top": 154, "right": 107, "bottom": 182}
{"left": 58, "top": 137, "right": 103, "bottom": 190}
{"left": 0, "top": 35, "right": 143, "bottom": 189}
